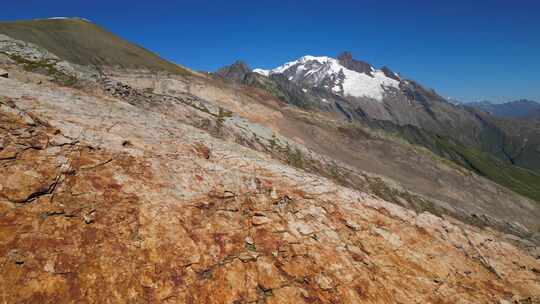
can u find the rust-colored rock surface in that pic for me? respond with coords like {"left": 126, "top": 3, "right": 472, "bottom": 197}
{"left": 1, "top": 75, "right": 539, "bottom": 304}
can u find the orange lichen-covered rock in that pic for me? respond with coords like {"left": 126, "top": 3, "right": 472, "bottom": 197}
{"left": 0, "top": 78, "right": 539, "bottom": 303}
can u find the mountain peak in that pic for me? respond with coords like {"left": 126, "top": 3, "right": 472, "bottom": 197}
{"left": 230, "top": 60, "right": 250, "bottom": 71}
{"left": 337, "top": 51, "right": 374, "bottom": 76}
{"left": 216, "top": 60, "right": 251, "bottom": 82}
{"left": 253, "top": 54, "right": 400, "bottom": 101}
{"left": 510, "top": 99, "right": 539, "bottom": 105}
{"left": 337, "top": 51, "right": 353, "bottom": 61}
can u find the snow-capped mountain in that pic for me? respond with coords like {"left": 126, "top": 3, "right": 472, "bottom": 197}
{"left": 253, "top": 53, "right": 401, "bottom": 101}
{"left": 216, "top": 52, "right": 459, "bottom": 129}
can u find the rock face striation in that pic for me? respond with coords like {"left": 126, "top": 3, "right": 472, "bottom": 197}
{"left": 0, "top": 18, "right": 539, "bottom": 303}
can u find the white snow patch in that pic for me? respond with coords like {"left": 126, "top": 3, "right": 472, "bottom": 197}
{"left": 302, "top": 88, "right": 307, "bottom": 93}
{"left": 46, "top": 17, "right": 92, "bottom": 22}
{"left": 340, "top": 69, "right": 399, "bottom": 101}
{"left": 270, "top": 55, "right": 334, "bottom": 74}
{"left": 254, "top": 55, "right": 400, "bottom": 101}
{"left": 253, "top": 68, "right": 269, "bottom": 76}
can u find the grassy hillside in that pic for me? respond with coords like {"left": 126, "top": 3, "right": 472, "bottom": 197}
{"left": 370, "top": 120, "right": 540, "bottom": 203}
{"left": 0, "top": 18, "right": 190, "bottom": 74}
{"left": 435, "top": 137, "right": 540, "bottom": 203}
{"left": 287, "top": 110, "right": 540, "bottom": 204}
{"left": 482, "top": 113, "right": 540, "bottom": 172}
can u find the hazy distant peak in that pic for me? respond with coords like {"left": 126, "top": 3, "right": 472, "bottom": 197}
{"left": 466, "top": 99, "right": 540, "bottom": 119}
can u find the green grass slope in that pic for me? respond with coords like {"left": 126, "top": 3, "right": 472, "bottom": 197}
{"left": 358, "top": 120, "right": 540, "bottom": 203}
{"left": 0, "top": 18, "right": 190, "bottom": 74}
{"left": 436, "top": 137, "right": 540, "bottom": 203}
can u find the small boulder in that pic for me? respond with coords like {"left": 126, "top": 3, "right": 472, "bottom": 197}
{"left": 83, "top": 210, "right": 96, "bottom": 224}
{"left": 252, "top": 214, "right": 271, "bottom": 226}
{"left": 244, "top": 236, "right": 254, "bottom": 245}
{"left": 314, "top": 274, "right": 334, "bottom": 290}
{"left": 0, "top": 68, "right": 8, "bottom": 78}
{"left": 344, "top": 219, "right": 361, "bottom": 231}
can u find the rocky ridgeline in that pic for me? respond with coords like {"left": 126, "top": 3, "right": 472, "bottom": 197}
{"left": 91, "top": 66, "right": 540, "bottom": 258}
{"left": 0, "top": 34, "right": 98, "bottom": 84}
{"left": 0, "top": 34, "right": 58, "bottom": 63}
{"left": 108, "top": 66, "right": 540, "bottom": 249}
{"left": 0, "top": 64, "right": 539, "bottom": 302}
{"left": 100, "top": 78, "right": 149, "bottom": 103}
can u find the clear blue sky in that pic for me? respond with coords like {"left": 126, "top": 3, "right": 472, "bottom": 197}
{"left": 1, "top": 0, "right": 539, "bottom": 102}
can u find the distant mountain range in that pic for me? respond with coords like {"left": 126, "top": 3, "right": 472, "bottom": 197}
{"left": 465, "top": 99, "right": 540, "bottom": 120}
{"left": 215, "top": 53, "right": 540, "bottom": 203}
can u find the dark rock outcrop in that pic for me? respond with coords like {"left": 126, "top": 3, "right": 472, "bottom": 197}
{"left": 215, "top": 60, "right": 251, "bottom": 83}
{"left": 337, "top": 51, "right": 373, "bottom": 76}
{"left": 381, "top": 66, "right": 400, "bottom": 81}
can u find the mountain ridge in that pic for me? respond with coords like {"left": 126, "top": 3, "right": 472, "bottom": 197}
{"left": 216, "top": 54, "right": 540, "bottom": 203}
{"left": 466, "top": 99, "right": 540, "bottom": 119}
{"left": 251, "top": 54, "right": 401, "bottom": 101}
{"left": 0, "top": 18, "right": 191, "bottom": 74}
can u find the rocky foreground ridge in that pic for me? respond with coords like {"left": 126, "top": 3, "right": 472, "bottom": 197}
{"left": 1, "top": 70, "right": 539, "bottom": 303}
{"left": 0, "top": 22, "right": 539, "bottom": 303}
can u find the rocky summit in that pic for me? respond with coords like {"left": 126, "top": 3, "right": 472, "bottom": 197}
{"left": 0, "top": 18, "right": 539, "bottom": 303}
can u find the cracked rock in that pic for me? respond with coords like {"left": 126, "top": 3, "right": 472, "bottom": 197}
{"left": 0, "top": 54, "right": 539, "bottom": 303}
{"left": 314, "top": 274, "right": 334, "bottom": 290}
{"left": 252, "top": 214, "right": 271, "bottom": 226}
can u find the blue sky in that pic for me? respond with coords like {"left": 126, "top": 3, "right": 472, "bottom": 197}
{"left": 1, "top": 0, "right": 539, "bottom": 102}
